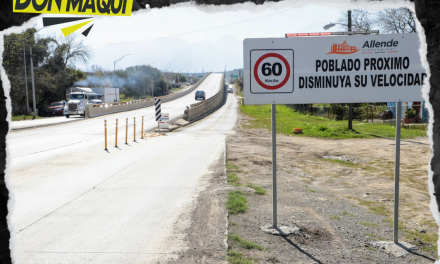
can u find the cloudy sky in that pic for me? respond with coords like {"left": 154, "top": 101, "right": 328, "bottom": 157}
{"left": 32, "top": 0, "right": 413, "bottom": 73}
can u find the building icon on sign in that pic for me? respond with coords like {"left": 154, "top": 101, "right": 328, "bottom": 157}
{"left": 327, "top": 40, "right": 359, "bottom": 55}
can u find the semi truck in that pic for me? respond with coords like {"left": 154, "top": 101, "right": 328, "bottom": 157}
{"left": 66, "top": 88, "right": 103, "bottom": 118}
{"left": 66, "top": 87, "right": 120, "bottom": 103}
{"left": 65, "top": 87, "right": 120, "bottom": 118}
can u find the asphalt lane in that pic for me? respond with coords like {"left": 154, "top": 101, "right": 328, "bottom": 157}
{"left": 8, "top": 74, "right": 236, "bottom": 264}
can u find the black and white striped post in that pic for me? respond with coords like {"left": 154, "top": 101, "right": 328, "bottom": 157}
{"left": 155, "top": 98, "right": 161, "bottom": 132}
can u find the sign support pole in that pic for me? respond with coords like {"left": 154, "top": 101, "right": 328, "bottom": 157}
{"left": 272, "top": 104, "right": 277, "bottom": 227}
{"left": 393, "top": 101, "right": 402, "bottom": 243}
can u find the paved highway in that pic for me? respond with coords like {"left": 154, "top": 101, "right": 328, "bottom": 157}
{"left": 7, "top": 73, "right": 223, "bottom": 159}
{"left": 8, "top": 73, "right": 236, "bottom": 264}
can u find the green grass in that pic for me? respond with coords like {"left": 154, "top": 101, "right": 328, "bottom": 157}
{"left": 268, "top": 256, "right": 281, "bottom": 263}
{"left": 321, "top": 158, "right": 357, "bottom": 167}
{"left": 227, "top": 163, "right": 243, "bottom": 173}
{"left": 342, "top": 211, "right": 356, "bottom": 217}
{"left": 330, "top": 215, "right": 341, "bottom": 220}
{"left": 240, "top": 104, "right": 427, "bottom": 139}
{"left": 226, "top": 163, "right": 243, "bottom": 186}
{"left": 227, "top": 191, "right": 248, "bottom": 214}
{"left": 354, "top": 198, "right": 388, "bottom": 216}
{"left": 227, "top": 249, "right": 255, "bottom": 264}
{"left": 228, "top": 173, "right": 241, "bottom": 186}
{"left": 404, "top": 229, "right": 438, "bottom": 253}
{"left": 246, "top": 184, "right": 266, "bottom": 195}
{"left": 11, "top": 115, "right": 41, "bottom": 121}
{"left": 228, "top": 234, "right": 264, "bottom": 250}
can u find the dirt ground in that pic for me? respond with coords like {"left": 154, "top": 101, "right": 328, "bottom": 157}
{"left": 167, "top": 107, "right": 438, "bottom": 264}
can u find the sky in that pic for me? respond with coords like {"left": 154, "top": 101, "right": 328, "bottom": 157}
{"left": 31, "top": 0, "right": 413, "bottom": 73}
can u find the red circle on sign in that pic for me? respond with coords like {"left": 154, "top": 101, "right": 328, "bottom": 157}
{"left": 253, "top": 53, "right": 291, "bottom": 90}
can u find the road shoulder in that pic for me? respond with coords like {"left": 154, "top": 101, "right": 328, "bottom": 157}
{"left": 166, "top": 149, "right": 228, "bottom": 264}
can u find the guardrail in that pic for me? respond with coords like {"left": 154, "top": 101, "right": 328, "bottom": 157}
{"left": 183, "top": 73, "right": 226, "bottom": 122}
{"left": 86, "top": 73, "right": 212, "bottom": 118}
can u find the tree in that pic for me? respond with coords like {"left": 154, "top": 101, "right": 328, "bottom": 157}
{"left": 377, "top": 7, "right": 417, "bottom": 33}
{"left": 2, "top": 29, "right": 89, "bottom": 113}
{"left": 337, "top": 7, "right": 416, "bottom": 34}
{"left": 337, "top": 9, "right": 376, "bottom": 31}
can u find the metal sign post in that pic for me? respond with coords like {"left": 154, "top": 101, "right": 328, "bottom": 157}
{"left": 272, "top": 104, "right": 277, "bottom": 227}
{"left": 394, "top": 101, "right": 402, "bottom": 243}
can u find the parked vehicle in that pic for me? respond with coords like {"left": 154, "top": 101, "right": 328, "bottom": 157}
{"left": 195, "top": 91, "right": 206, "bottom": 100}
{"left": 228, "top": 87, "right": 233, "bottom": 93}
{"left": 38, "top": 106, "right": 49, "bottom": 117}
{"left": 47, "top": 101, "right": 67, "bottom": 116}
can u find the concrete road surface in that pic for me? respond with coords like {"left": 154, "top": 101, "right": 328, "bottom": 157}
{"left": 8, "top": 73, "right": 236, "bottom": 264}
{"left": 9, "top": 73, "right": 222, "bottom": 131}
{"left": 7, "top": 73, "right": 223, "bottom": 159}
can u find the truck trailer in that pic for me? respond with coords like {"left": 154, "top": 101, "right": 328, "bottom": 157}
{"left": 66, "top": 87, "right": 120, "bottom": 103}
{"left": 90, "top": 87, "right": 120, "bottom": 103}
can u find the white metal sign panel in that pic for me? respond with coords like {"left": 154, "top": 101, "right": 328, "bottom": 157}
{"left": 159, "top": 113, "right": 169, "bottom": 129}
{"left": 243, "top": 34, "right": 426, "bottom": 104}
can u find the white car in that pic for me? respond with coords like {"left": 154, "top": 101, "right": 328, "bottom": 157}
{"left": 228, "top": 87, "right": 233, "bottom": 93}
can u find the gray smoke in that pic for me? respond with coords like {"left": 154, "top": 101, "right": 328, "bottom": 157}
{"left": 73, "top": 75, "right": 137, "bottom": 88}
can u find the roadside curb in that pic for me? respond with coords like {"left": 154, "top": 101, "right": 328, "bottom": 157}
{"left": 10, "top": 118, "right": 85, "bottom": 132}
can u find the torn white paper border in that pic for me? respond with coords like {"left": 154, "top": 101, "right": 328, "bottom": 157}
{"left": 0, "top": 0, "right": 437, "bottom": 262}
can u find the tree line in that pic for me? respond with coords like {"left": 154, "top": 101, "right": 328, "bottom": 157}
{"left": 2, "top": 29, "right": 191, "bottom": 115}
{"left": 2, "top": 28, "right": 88, "bottom": 115}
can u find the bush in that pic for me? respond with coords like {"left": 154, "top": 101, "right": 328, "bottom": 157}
{"left": 318, "top": 124, "right": 329, "bottom": 131}
{"left": 405, "top": 108, "right": 417, "bottom": 118}
{"left": 330, "top": 104, "right": 346, "bottom": 120}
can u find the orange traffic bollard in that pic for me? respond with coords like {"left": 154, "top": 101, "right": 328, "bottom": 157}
{"left": 134, "top": 117, "right": 136, "bottom": 142}
{"left": 104, "top": 120, "right": 107, "bottom": 150}
{"left": 115, "top": 119, "right": 118, "bottom": 147}
{"left": 125, "top": 118, "right": 128, "bottom": 145}
{"left": 141, "top": 116, "right": 144, "bottom": 139}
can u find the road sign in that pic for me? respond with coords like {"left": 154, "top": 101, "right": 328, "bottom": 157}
{"left": 243, "top": 34, "right": 426, "bottom": 104}
{"left": 155, "top": 99, "right": 161, "bottom": 121}
{"left": 159, "top": 113, "right": 169, "bottom": 129}
{"left": 250, "top": 50, "right": 293, "bottom": 94}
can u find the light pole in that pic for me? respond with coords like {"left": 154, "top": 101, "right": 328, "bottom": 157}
{"left": 30, "top": 45, "right": 36, "bottom": 119}
{"left": 17, "top": 27, "right": 43, "bottom": 116}
{"left": 114, "top": 54, "right": 130, "bottom": 102}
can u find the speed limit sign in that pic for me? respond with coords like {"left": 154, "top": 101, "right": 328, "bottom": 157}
{"left": 250, "top": 49, "right": 294, "bottom": 94}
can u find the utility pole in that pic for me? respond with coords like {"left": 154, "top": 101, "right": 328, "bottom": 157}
{"left": 23, "top": 39, "right": 29, "bottom": 115}
{"left": 347, "top": 10, "right": 353, "bottom": 130}
{"left": 30, "top": 46, "right": 36, "bottom": 119}
{"left": 113, "top": 54, "right": 130, "bottom": 102}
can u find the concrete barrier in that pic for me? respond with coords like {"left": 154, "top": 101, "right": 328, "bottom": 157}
{"left": 183, "top": 73, "right": 226, "bottom": 122}
{"left": 86, "top": 73, "right": 212, "bottom": 118}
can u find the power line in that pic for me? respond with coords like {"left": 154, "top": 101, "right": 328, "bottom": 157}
{"left": 302, "top": 7, "right": 332, "bottom": 32}
{"left": 88, "top": 8, "right": 296, "bottom": 47}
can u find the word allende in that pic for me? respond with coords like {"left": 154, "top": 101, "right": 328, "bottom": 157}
{"left": 316, "top": 57, "right": 410, "bottom": 72}
{"left": 362, "top": 39, "right": 399, "bottom": 48}
{"left": 299, "top": 73, "right": 427, "bottom": 89}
